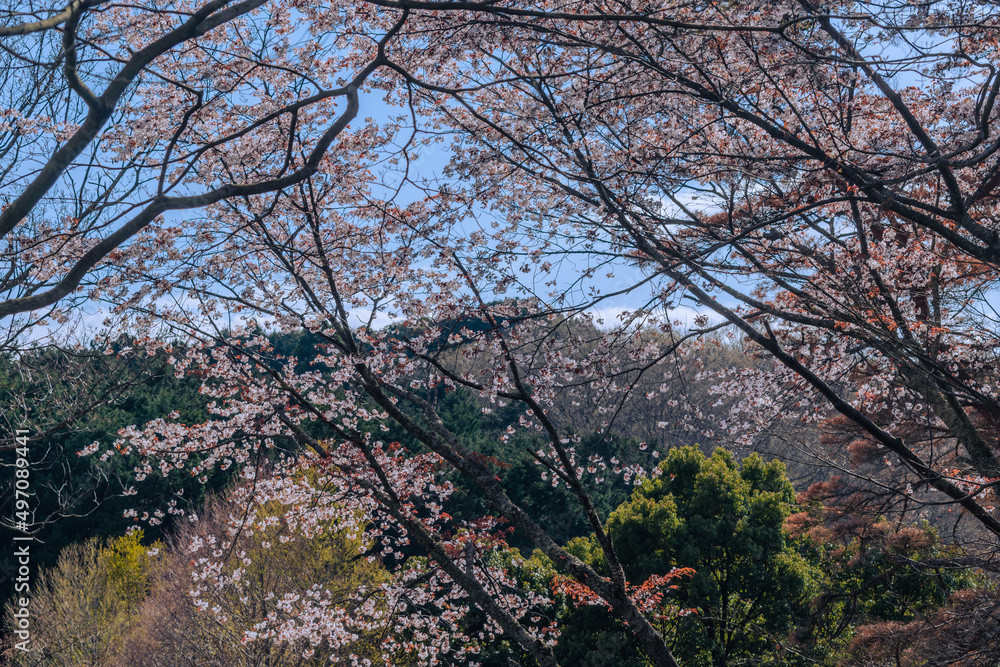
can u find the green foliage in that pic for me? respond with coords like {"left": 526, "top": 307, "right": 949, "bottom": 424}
{"left": 99, "top": 531, "right": 157, "bottom": 610}
{"left": 4, "top": 531, "right": 160, "bottom": 667}
{"left": 0, "top": 343, "right": 225, "bottom": 581}
{"left": 432, "top": 547, "right": 567, "bottom": 667}
{"left": 789, "top": 511, "right": 981, "bottom": 660}
{"left": 554, "top": 605, "right": 651, "bottom": 667}
{"left": 376, "top": 385, "right": 659, "bottom": 551}
{"left": 562, "top": 446, "right": 814, "bottom": 667}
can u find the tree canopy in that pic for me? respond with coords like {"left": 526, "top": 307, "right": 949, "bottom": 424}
{"left": 2, "top": 1, "right": 1000, "bottom": 665}
{"left": 567, "top": 447, "right": 813, "bottom": 666}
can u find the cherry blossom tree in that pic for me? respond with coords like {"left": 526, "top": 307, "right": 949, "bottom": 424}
{"left": 5, "top": 1, "right": 1000, "bottom": 665}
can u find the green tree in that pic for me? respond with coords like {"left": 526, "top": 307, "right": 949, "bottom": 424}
{"left": 565, "top": 447, "right": 814, "bottom": 667}
{"left": 4, "top": 531, "right": 160, "bottom": 667}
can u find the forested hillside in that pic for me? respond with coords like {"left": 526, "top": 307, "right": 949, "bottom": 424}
{"left": 4, "top": 327, "right": 998, "bottom": 665}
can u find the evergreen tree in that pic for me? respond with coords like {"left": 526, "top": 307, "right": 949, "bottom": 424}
{"left": 564, "top": 447, "right": 814, "bottom": 667}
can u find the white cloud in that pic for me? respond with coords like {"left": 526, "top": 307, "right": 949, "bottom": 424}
{"left": 586, "top": 305, "right": 725, "bottom": 331}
